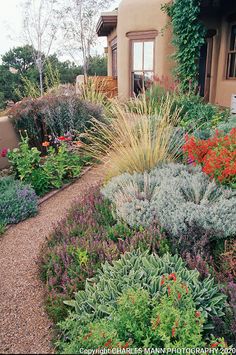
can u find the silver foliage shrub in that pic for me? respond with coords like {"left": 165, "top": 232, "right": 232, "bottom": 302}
{"left": 102, "top": 163, "right": 236, "bottom": 240}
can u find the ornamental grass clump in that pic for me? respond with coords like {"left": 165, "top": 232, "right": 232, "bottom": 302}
{"left": 0, "top": 176, "right": 38, "bottom": 225}
{"left": 102, "top": 163, "right": 236, "bottom": 242}
{"left": 84, "top": 96, "right": 182, "bottom": 178}
{"left": 56, "top": 252, "right": 226, "bottom": 352}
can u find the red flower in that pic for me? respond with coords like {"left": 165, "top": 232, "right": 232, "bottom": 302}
{"left": 160, "top": 275, "right": 165, "bottom": 286}
{"left": 168, "top": 273, "right": 177, "bottom": 282}
{"left": 104, "top": 339, "right": 112, "bottom": 347}
{"left": 211, "top": 343, "right": 219, "bottom": 348}
{"left": 195, "top": 311, "right": 201, "bottom": 318}
{"left": 177, "top": 292, "right": 181, "bottom": 300}
{"left": 1, "top": 147, "right": 8, "bottom": 157}
{"left": 58, "top": 136, "right": 66, "bottom": 141}
{"left": 171, "top": 327, "right": 176, "bottom": 337}
{"left": 183, "top": 128, "right": 236, "bottom": 187}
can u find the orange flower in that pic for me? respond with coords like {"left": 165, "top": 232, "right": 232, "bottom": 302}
{"left": 42, "top": 141, "right": 50, "bottom": 147}
{"left": 75, "top": 141, "right": 83, "bottom": 148}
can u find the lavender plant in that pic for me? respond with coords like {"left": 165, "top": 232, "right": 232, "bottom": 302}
{"left": 0, "top": 176, "right": 38, "bottom": 225}
{"left": 102, "top": 163, "right": 236, "bottom": 241}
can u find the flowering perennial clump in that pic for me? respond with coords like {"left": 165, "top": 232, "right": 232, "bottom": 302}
{"left": 183, "top": 128, "right": 236, "bottom": 188}
{"left": 0, "top": 176, "right": 38, "bottom": 225}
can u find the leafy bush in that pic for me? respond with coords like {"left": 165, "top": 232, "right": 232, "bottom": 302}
{"left": 41, "top": 187, "right": 169, "bottom": 323}
{"left": 183, "top": 129, "right": 236, "bottom": 189}
{"left": 0, "top": 176, "right": 38, "bottom": 225}
{"left": 7, "top": 134, "right": 82, "bottom": 195}
{"left": 145, "top": 82, "right": 229, "bottom": 131}
{"left": 57, "top": 252, "right": 226, "bottom": 352}
{"left": 174, "top": 93, "right": 229, "bottom": 130}
{"left": 9, "top": 94, "right": 104, "bottom": 149}
{"left": 58, "top": 285, "right": 206, "bottom": 352}
{"left": 102, "top": 163, "right": 236, "bottom": 242}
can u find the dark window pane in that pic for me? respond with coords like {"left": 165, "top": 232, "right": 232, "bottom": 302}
{"left": 112, "top": 48, "right": 117, "bottom": 77}
{"left": 230, "top": 25, "right": 236, "bottom": 51}
{"left": 132, "top": 72, "right": 144, "bottom": 95}
{"left": 228, "top": 53, "right": 236, "bottom": 78}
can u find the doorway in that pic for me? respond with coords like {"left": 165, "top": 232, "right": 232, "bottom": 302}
{"left": 199, "top": 31, "right": 215, "bottom": 101}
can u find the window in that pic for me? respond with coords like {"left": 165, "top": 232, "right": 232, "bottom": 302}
{"left": 131, "top": 40, "right": 154, "bottom": 95}
{"left": 111, "top": 37, "right": 117, "bottom": 77}
{"left": 227, "top": 24, "right": 236, "bottom": 79}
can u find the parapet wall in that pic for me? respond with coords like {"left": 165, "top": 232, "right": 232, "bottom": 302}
{"left": 0, "top": 116, "right": 18, "bottom": 169}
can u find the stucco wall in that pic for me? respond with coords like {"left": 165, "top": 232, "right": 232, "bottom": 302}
{"left": 214, "top": 19, "right": 236, "bottom": 107}
{"left": 117, "top": 0, "right": 174, "bottom": 99}
{"left": 0, "top": 116, "right": 18, "bottom": 169}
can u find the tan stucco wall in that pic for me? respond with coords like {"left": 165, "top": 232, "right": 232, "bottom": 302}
{"left": 0, "top": 116, "right": 18, "bottom": 169}
{"left": 214, "top": 19, "right": 236, "bottom": 107}
{"left": 117, "top": 0, "right": 174, "bottom": 99}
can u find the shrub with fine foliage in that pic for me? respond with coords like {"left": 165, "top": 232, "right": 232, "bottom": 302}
{"left": 0, "top": 176, "right": 38, "bottom": 225}
{"left": 9, "top": 94, "right": 104, "bottom": 149}
{"left": 102, "top": 163, "right": 236, "bottom": 240}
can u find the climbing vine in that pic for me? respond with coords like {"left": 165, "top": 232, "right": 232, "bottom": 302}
{"left": 162, "top": 0, "right": 206, "bottom": 91}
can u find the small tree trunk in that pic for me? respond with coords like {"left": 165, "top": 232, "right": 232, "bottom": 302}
{"left": 39, "top": 68, "right": 44, "bottom": 96}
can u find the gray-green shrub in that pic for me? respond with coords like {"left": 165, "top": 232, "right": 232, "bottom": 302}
{"left": 102, "top": 164, "right": 236, "bottom": 240}
{"left": 0, "top": 176, "right": 38, "bottom": 225}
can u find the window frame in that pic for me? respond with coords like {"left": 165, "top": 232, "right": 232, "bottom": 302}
{"left": 127, "top": 31, "right": 158, "bottom": 96}
{"left": 226, "top": 22, "right": 236, "bottom": 80}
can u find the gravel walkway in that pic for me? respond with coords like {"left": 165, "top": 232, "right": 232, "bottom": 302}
{"left": 0, "top": 165, "right": 105, "bottom": 354}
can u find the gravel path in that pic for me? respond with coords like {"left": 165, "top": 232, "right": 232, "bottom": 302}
{"left": 0, "top": 165, "right": 105, "bottom": 354}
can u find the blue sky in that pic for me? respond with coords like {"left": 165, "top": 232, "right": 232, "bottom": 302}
{"left": 0, "top": 0, "right": 120, "bottom": 62}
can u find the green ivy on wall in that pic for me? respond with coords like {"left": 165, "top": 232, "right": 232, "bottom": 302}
{"left": 162, "top": 0, "right": 206, "bottom": 91}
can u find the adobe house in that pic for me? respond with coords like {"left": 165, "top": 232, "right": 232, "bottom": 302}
{"left": 96, "top": 0, "right": 236, "bottom": 108}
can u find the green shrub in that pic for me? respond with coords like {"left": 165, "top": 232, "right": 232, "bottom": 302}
{"left": 0, "top": 223, "right": 6, "bottom": 236}
{"left": 146, "top": 84, "right": 230, "bottom": 131}
{"left": 7, "top": 134, "right": 82, "bottom": 195}
{"left": 0, "top": 176, "right": 38, "bottom": 225}
{"left": 102, "top": 163, "right": 236, "bottom": 241}
{"left": 194, "top": 115, "right": 236, "bottom": 140}
{"left": 64, "top": 252, "right": 226, "bottom": 328}
{"left": 57, "top": 252, "right": 226, "bottom": 352}
{"left": 9, "top": 94, "right": 104, "bottom": 149}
